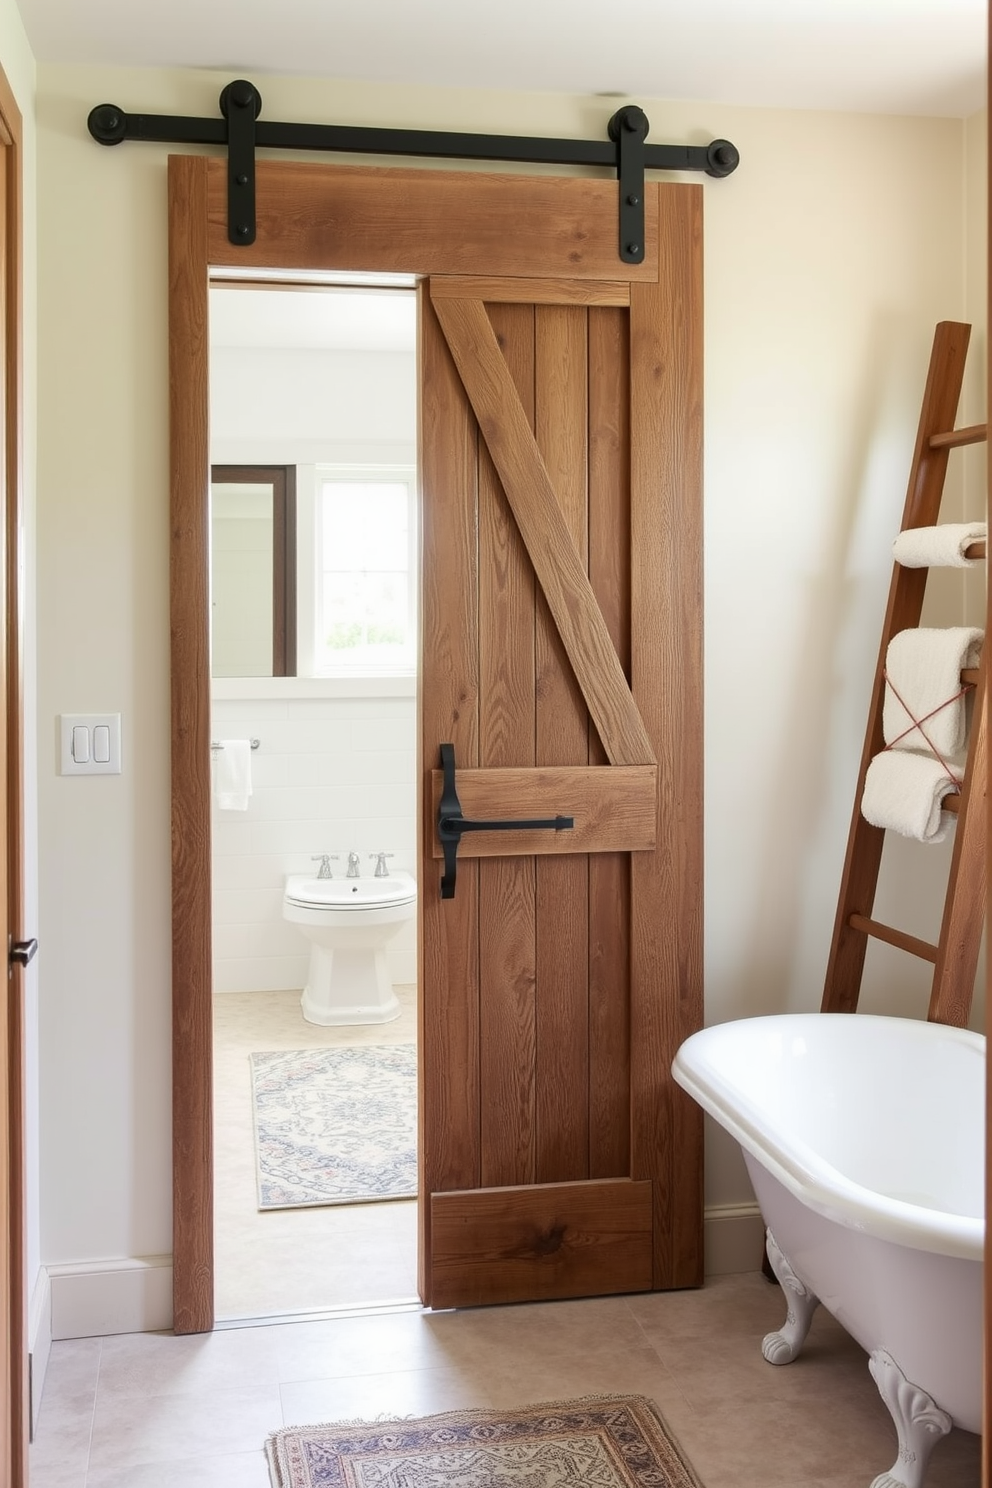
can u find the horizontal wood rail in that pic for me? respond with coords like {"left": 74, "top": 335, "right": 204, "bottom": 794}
{"left": 430, "top": 764, "right": 657, "bottom": 857}
{"left": 847, "top": 912, "right": 938, "bottom": 963}
{"left": 963, "top": 543, "right": 986, "bottom": 560}
{"left": 928, "top": 422, "right": 987, "bottom": 450}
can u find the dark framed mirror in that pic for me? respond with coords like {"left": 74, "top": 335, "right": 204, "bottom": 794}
{"left": 210, "top": 463, "right": 297, "bottom": 676}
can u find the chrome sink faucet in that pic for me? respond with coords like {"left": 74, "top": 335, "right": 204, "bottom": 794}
{"left": 346, "top": 851, "right": 362, "bottom": 878}
{"left": 370, "top": 852, "right": 394, "bottom": 878}
{"left": 311, "top": 854, "right": 338, "bottom": 880}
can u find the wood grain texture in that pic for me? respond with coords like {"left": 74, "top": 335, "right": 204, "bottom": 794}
{"left": 207, "top": 160, "right": 661, "bottom": 283}
{"left": 169, "top": 155, "right": 215, "bottom": 1335}
{"left": 430, "top": 1179, "right": 653, "bottom": 1308}
{"left": 418, "top": 286, "right": 482, "bottom": 1301}
{"left": 429, "top": 765, "right": 657, "bottom": 856}
{"left": 846, "top": 915, "right": 938, "bottom": 962}
{"left": 821, "top": 323, "right": 975, "bottom": 1016}
{"left": 534, "top": 303, "right": 590, "bottom": 1184}
{"left": 588, "top": 306, "right": 632, "bottom": 1179}
{"left": 171, "top": 163, "right": 705, "bottom": 1318}
{"left": 478, "top": 302, "right": 537, "bottom": 1191}
{"left": 987, "top": 82, "right": 992, "bottom": 1478}
{"left": 629, "top": 185, "right": 705, "bottom": 1289}
{"left": 929, "top": 666, "right": 987, "bottom": 1026}
{"left": 431, "top": 290, "right": 656, "bottom": 767}
{"left": 928, "top": 422, "right": 986, "bottom": 449}
{"left": 432, "top": 276, "right": 630, "bottom": 306}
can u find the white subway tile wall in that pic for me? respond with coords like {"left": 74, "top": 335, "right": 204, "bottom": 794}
{"left": 211, "top": 694, "right": 417, "bottom": 993}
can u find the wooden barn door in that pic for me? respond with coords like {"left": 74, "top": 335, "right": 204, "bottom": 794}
{"left": 418, "top": 262, "right": 702, "bottom": 1307}
{"left": 170, "top": 156, "right": 702, "bottom": 1329}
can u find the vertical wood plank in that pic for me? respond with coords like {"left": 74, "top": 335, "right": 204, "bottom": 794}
{"left": 479, "top": 302, "right": 537, "bottom": 1189}
{"left": 588, "top": 306, "right": 632, "bottom": 1178}
{"left": 535, "top": 305, "right": 590, "bottom": 1183}
{"left": 986, "top": 71, "right": 992, "bottom": 1472}
{"left": 168, "top": 155, "right": 214, "bottom": 1335}
{"left": 930, "top": 669, "right": 987, "bottom": 1026}
{"left": 418, "top": 287, "right": 482, "bottom": 1301}
{"left": 630, "top": 185, "right": 705, "bottom": 1288}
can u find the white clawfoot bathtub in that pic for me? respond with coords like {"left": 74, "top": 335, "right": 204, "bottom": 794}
{"left": 672, "top": 1013, "right": 984, "bottom": 1488}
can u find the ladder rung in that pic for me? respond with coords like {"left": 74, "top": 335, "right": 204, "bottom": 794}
{"left": 961, "top": 668, "right": 981, "bottom": 685}
{"left": 928, "top": 422, "right": 987, "bottom": 450}
{"left": 963, "top": 541, "right": 986, "bottom": 560}
{"left": 848, "top": 913, "right": 938, "bottom": 963}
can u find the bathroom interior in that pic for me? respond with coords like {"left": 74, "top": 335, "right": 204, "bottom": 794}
{"left": 19, "top": 34, "right": 991, "bottom": 1488}
{"left": 208, "top": 280, "right": 421, "bottom": 1320}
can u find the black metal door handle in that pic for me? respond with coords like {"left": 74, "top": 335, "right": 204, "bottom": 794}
{"left": 437, "top": 743, "right": 573, "bottom": 899}
{"left": 9, "top": 937, "right": 37, "bottom": 968}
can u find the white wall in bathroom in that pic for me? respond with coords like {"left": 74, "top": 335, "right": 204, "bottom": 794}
{"left": 210, "top": 343, "right": 416, "bottom": 468}
{"left": 211, "top": 688, "right": 417, "bottom": 992}
{"left": 209, "top": 337, "right": 419, "bottom": 994}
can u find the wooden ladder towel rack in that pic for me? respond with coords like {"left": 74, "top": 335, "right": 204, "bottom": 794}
{"left": 821, "top": 320, "right": 987, "bottom": 1028}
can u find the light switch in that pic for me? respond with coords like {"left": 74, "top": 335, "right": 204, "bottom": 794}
{"left": 59, "top": 714, "right": 122, "bottom": 775}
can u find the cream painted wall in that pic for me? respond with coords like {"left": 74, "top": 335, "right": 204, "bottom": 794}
{"left": 0, "top": 0, "right": 40, "bottom": 1339}
{"left": 34, "top": 62, "right": 984, "bottom": 1305}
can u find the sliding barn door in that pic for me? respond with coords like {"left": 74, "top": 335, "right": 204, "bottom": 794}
{"left": 419, "top": 258, "right": 702, "bottom": 1307}
{"left": 170, "top": 155, "right": 702, "bottom": 1329}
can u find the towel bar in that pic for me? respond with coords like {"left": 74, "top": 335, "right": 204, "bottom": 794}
{"left": 211, "top": 738, "right": 260, "bottom": 750}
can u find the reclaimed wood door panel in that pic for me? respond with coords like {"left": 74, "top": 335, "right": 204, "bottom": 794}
{"left": 171, "top": 157, "right": 702, "bottom": 1328}
{"left": 420, "top": 213, "right": 702, "bottom": 1304}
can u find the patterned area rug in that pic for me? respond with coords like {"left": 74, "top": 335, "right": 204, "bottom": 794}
{"left": 265, "top": 1396, "right": 704, "bottom": 1488}
{"left": 249, "top": 1044, "right": 417, "bottom": 1210}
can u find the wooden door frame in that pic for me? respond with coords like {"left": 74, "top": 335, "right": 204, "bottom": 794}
{"left": 0, "top": 54, "right": 26, "bottom": 1488}
{"left": 170, "top": 153, "right": 702, "bottom": 1333}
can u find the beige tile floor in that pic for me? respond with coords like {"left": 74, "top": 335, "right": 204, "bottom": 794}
{"left": 213, "top": 986, "right": 419, "bottom": 1319}
{"left": 30, "top": 1275, "right": 980, "bottom": 1488}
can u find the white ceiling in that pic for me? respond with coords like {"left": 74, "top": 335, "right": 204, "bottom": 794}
{"left": 16, "top": 0, "right": 988, "bottom": 118}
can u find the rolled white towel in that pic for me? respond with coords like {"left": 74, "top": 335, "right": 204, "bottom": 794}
{"left": 892, "top": 522, "right": 986, "bottom": 568}
{"left": 883, "top": 626, "right": 983, "bottom": 758}
{"left": 861, "top": 750, "right": 960, "bottom": 843}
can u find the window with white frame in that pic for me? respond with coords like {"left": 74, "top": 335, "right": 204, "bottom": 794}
{"left": 313, "top": 467, "right": 417, "bottom": 676}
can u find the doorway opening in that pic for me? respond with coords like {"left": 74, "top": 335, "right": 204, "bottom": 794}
{"left": 207, "top": 277, "right": 420, "bottom": 1321}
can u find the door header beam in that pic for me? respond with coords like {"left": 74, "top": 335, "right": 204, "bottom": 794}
{"left": 87, "top": 80, "right": 739, "bottom": 266}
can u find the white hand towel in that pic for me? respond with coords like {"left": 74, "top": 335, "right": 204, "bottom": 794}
{"left": 861, "top": 750, "right": 959, "bottom": 843}
{"left": 214, "top": 739, "right": 253, "bottom": 811}
{"left": 882, "top": 626, "right": 983, "bottom": 758}
{"left": 892, "top": 522, "right": 986, "bottom": 568}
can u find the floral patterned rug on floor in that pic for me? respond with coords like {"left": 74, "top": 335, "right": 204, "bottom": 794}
{"left": 265, "top": 1397, "right": 705, "bottom": 1488}
{"left": 249, "top": 1044, "right": 417, "bottom": 1210}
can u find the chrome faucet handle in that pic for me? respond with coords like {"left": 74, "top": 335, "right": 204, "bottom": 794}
{"left": 311, "top": 854, "right": 338, "bottom": 880}
{"left": 370, "top": 852, "right": 394, "bottom": 878}
{"left": 346, "top": 852, "right": 362, "bottom": 878}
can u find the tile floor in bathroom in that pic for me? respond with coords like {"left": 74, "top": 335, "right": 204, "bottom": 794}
{"left": 31, "top": 1274, "right": 981, "bottom": 1488}
{"left": 31, "top": 988, "right": 981, "bottom": 1487}
{"left": 213, "top": 984, "right": 419, "bottom": 1319}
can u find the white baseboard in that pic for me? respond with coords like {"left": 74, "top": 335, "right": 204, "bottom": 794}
{"left": 703, "top": 1202, "right": 766, "bottom": 1276}
{"left": 40, "top": 1208, "right": 762, "bottom": 1344}
{"left": 47, "top": 1255, "right": 173, "bottom": 1340}
{"left": 28, "top": 1266, "right": 52, "bottom": 1434}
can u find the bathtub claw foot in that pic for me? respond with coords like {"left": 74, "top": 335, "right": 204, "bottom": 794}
{"left": 760, "top": 1229, "right": 820, "bottom": 1365}
{"left": 868, "top": 1349, "right": 952, "bottom": 1488}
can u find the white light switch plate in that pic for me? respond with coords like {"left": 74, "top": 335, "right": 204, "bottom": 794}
{"left": 59, "top": 714, "right": 122, "bottom": 775}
